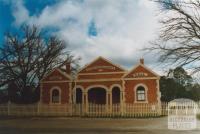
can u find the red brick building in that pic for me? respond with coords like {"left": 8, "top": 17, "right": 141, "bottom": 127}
{"left": 40, "top": 56, "right": 161, "bottom": 113}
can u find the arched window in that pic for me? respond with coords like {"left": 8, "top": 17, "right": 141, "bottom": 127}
{"left": 136, "top": 86, "right": 146, "bottom": 101}
{"left": 51, "top": 89, "right": 60, "bottom": 103}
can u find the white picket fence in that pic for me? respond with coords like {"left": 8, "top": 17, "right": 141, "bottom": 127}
{"left": 0, "top": 103, "right": 72, "bottom": 116}
{"left": 0, "top": 102, "right": 199, "bottom": 117}
{"left": 123, "top": 103, "right": 161, "bottom": 117}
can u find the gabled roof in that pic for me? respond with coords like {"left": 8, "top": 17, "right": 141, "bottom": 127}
{"left": 78, "top": 56, "right": 126, "bottom": 74}
{"left": 123, "top": 62, "right": 160, "bottom": 78}
{"left": 41, "top": 68, "right": 71, "bottom": 82}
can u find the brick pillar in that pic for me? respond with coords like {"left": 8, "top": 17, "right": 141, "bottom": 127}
{"left": 83, "top": 91, "right": 88, "bottom": 115}
{"left": 120, "top": 91, "right": 124, "bottom": 115}
{"left": 106, "top": 91, "right": 112, "bottom": 113}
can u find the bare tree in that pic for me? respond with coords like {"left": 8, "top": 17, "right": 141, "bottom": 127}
{"left": 148, "top": 0, "right": 200, "bottom": 73}
{"left": 0, "top": 25, "right": 79, "bottom": 103}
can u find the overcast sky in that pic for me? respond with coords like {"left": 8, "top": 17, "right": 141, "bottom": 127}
{"left": 0, "top": 0, "right": 167, "bottom": 74}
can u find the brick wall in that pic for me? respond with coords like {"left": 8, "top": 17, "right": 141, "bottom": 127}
{"left": 41, "top": 82, "right": 70, "bottom": 104}
{"left": 124, "top": 79, "right": 158, "bottom": 103}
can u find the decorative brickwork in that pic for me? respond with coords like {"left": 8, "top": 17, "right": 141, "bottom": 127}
{"left": 40, "top": 57, "right": 161, "bottom": 114}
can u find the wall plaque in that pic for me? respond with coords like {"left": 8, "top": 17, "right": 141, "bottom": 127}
{"left": 86, "top": 66, "right": 115, "bottom": 71}
{"left": 132, "top": 72, "right": 148, "bottom": 77}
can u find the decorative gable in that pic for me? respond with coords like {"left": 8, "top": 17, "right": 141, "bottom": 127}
{"left": 124, "top": 64, "right": 159, "bottom": 79}
{"left": 78, "top": 57, "right": 126, "bottom": 74}
{"left": 41, "top": 68, "right": 71, "bottom": 82}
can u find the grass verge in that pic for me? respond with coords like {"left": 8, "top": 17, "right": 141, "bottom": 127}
{"left": 197, "top": 114, "right": 200, "bottom": 120}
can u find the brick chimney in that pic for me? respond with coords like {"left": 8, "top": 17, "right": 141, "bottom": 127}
{"left": 66, "top": 62, "right": 71, "bottom": 74}
{"left": 140, "top": 58, "right": 144, "bottom": 64}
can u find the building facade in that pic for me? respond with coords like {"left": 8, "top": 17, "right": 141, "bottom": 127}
{"left": 40, "top": 57, "right": 161, "bottom": 114}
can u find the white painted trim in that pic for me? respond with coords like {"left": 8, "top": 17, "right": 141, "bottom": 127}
{"left": 41, "top": 68, "right": 71, "bottom": 83}
{"left": 75, "top": 85, "right": 84, "bottom": 91}
{"left": 77, "top": 57, "right": 100, "bottom": 73}
{"left": 72, "top": 83, "right": 76, "bottom": 104}
{"left": 76, "top": 78, "right": 122, "bottom": 82}
{"left": 156, "top": 79, "right": 161, "bottom": 103}
{"left": 85, "top": 85, "right": 110, "bottom": 92}
{"left": 134, "top": 83, "right": 148, "bottom": 103}
{"left": 99, "top": 57, "right": 126, "bottom": 72}
{"left": 78, "top": 71, "right": 126, "bottom": 75}
{"left": 77, "top": 56, "right": 126, "bottom": 74}
{"left": 76, "top": 77, "right": 158, "bottom": 82}
{"left": 85, "top": 84, "right": 110, "bottom": 113}
{"left": 110, "top": 84, "right": 123, "bottom": 112}
{"left": 40, "top": 68, "right": 56, "bottom": 82}
{"left": 41, "top": 81, "right": 71, "bottom": 83}
{"left": 123, "top": 77, "right": 158, "bottom": 80}
{"left": 110, "top": 84, "right": 123, "bottom": 91}
{"left": 156, "top": 79, "right": 162, "bottom": 115}
{"left": 123, "top": 63, "right": 160, "bottom": 78}
{"left": 140, "top": 64, "right": 160, "bottom": 77}
{"left": 56, "top": 68, "right": 72, "bottom": 79}
{"left": 122, "top": 80, "right": 126, "bottom": 103}
{"left": 74, "top": 85, "right": 84, "bottom": 104}
{"left": 50, "top": 86, "right": 62, "bottom": 104}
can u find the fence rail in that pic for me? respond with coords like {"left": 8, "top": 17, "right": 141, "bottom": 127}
{"left": 0, "top": 102, "right": 199, "bottom": 117}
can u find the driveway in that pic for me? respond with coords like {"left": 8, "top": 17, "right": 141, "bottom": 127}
{"left": 0, "top": 117, "right": 199, "bottom": 134}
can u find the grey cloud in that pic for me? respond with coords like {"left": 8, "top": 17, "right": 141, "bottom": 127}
{"left": 9, "top": 0, "right": 168, "bottom": 74}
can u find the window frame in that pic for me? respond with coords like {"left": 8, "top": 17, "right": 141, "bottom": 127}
{"left": 50, "top": 87, "right": 61, "bottom": 104}
{"left": 134, "top": 84, "right": 148, "bottom": 103}
{"left": 136, "top": 87, "right": 146, "bottom": 101}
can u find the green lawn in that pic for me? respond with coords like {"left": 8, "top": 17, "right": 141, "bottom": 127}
{"left": 197, "top": 114, "right": 200, "bottom": 120}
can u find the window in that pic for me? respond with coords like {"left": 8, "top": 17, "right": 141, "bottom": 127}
{"left": 52, "top": 89, "right": 60, "bottom": 103}
{"left": 136, "top": 86, "right": 146, "bottom": 101}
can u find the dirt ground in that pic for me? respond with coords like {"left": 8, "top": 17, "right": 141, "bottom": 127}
{"left": 0, "top": 117, "right": 199, "bottom": 134}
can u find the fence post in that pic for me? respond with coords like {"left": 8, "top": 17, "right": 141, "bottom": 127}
{"left": 37, "top": 102, "right": 40, "bottom": 116}
{"left": 70, "top": 103, "right": 73, "bottom": 116}
{"left": 7, "top": 101, "right": 10, "bottom": 116}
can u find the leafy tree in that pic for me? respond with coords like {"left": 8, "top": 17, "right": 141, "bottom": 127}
{"left": 190, "top": 83, "right": 200, "bottom": 101}
{"left": 0, "top": 25, "right": 79, "bottom": 103}
{"left": 169, "top": 66, "right": 193, "bottom": 88}
{"left": 160, "top": 76, "right": 186, "bottom": 101}
{"left": 160, "top": 66, "right": 200, "bottom": 102}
